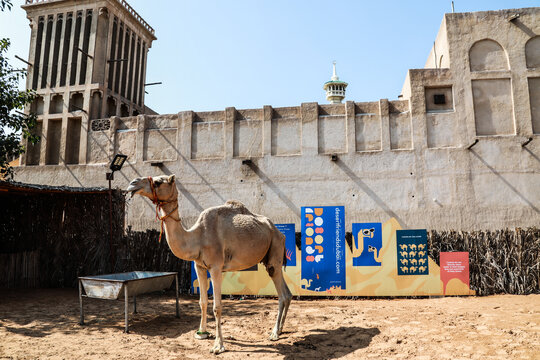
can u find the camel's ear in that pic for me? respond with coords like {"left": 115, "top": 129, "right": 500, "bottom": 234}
{"left": 168, "top": 174, "right": 176, "bottom": 183}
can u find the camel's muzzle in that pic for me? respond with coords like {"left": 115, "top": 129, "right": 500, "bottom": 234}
{"left": 126, "top": 179, "right": 143, "bottom": 198}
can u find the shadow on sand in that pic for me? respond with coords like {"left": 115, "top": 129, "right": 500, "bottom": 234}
{"left": 228, "top": 326, "right": 380, "bottom": 359}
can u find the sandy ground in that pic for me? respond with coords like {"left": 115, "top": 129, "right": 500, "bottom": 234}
{"left": 0, "top": 290, "right": 538, "bottom": 360}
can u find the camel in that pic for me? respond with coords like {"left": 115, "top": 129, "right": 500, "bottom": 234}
{"left": 127, "top": 175, "right": 292, "bottom": 354}
{"left": 367, "top": 245, "right": 382, "bottom": 263}
{"left": 352, "top": 228, "right": 374, "bottom": 258}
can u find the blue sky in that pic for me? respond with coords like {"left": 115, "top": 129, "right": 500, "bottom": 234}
{"left": 1, "top": 0, "right": 538, "bottom": 113}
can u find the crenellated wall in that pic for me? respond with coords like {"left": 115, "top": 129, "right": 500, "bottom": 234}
{"left": 14, "top": 7, "right": 540, "bottom": 232}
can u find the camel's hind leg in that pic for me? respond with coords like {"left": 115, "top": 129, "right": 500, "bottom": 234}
{"left": 266, "top": 233, "right": 292, "bottom": 341}
{"left": 194, "top": 263, "right": 210, "bottom": 340}
{"left": 209, "top": 268, "right": 225, "bottom": 354}
{"left": 269, "top": 268, "right": 292, "bottom": 340}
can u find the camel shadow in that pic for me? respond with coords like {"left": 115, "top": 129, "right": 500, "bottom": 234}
{"left": 229, "top": 326, "right": 380, "bottom": 359}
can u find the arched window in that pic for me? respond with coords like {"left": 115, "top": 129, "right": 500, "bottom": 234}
{"left": 525, "top": 36, "right": 540, "bottom": 69}
{"left": 469, "top": 39, "right": 508, "bottom": 71}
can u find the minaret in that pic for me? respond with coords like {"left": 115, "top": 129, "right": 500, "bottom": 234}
{"left": 323, "top": 61, "right": 348, "bottom": 104}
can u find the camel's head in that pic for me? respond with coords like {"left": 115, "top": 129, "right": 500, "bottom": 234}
{"left": 126, "top": 174, "right": 177, "bottom": 202}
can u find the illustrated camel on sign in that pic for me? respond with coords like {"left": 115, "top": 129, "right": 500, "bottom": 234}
{"left": 127, "top": 175, "right": 292, "bottom": 354}
{"left": 300, "top": 278, "right": 313, "bottom": 289}
{"left": 352, "top": 228, "right": 382, "bottom": 264}
{"left": 193, "top": 278, "right": 211, "bottom": 294}
{"left": 367, "top": 245, "right": 382, "bottom": 263}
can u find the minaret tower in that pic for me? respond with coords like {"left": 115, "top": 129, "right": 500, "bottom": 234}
{"left": 323, "top": 61, "right": 348, "bottom": 104}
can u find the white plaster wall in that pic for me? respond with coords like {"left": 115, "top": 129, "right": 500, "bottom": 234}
{"left": 318, "top": 115, "right": 347, "bottom": 154}
{"left": 529, "top": 77, "right": 540, "bottom": 133}
{"left": 15, "top": 8, "right": 540, "bottom": 233}
{"left": 271, "top": 117, "right": 301, "bottom": 156}
{"left": 355, "top": 115, "right": 381, "bottom": 151}
{"left": 191, "top": 121, "right": 225, "bottom": 160}
{"left": 472, "top": 79, "right": 515, "bottom": 136}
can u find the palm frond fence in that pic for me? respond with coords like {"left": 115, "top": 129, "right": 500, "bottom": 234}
{"left": 0, "top": 182, "right": 538, "bottom": 294}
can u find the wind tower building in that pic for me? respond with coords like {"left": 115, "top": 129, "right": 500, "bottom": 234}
{"left": 21, "top": 0, "right": 156, "bottom": 167}
{"left": 323, "top": 61, "right": 348, "bottom": 103}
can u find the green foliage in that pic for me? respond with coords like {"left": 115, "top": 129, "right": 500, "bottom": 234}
{"left": 1, "top": 25, "right": 39, "bottom": 178}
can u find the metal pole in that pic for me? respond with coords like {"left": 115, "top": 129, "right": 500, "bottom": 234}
{"left": 108, "top": 174, "right": 114, "bottom": 272}
{"left": 433, "top": 41, "right": 437, "bottom": 69}
{"left": 124, "top": 284, "right": 129, "bottom": 333}
{"left": 175, "top": 273, "right": 180, "bottom": 318}
{"left": 15, "top": 55, "right": 33, "bottom": 67}
{"left": 79, "top": 279, "right": 84, "bottom": 325}
{"left": 77, "top": 47, "right": 94, "bottom": 59}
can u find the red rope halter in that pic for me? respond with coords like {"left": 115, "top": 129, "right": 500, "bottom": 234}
{"left": 148, "top": 176, "right": 179, "bottom": 242}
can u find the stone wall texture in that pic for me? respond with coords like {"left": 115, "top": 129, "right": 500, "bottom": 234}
{"left": 15, "top": 7, "right": 540, "bottom": 232}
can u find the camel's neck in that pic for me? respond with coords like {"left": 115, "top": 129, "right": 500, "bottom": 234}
{"left": 158, "top": 201, "right": 200, "bottom": 261}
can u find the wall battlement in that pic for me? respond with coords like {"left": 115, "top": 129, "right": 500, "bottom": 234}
{"left": 15, "top": 7, "right": 540, "bottom": 232}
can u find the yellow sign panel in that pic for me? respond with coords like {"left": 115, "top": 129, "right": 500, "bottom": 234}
{"left": 208, "top": 218, "right": 474, "bottom": 296}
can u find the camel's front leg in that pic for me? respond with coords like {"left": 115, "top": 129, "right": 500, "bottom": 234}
{"left": 209, "top": 269, "right": 225, "bottom": 354}
{"left": 194, "top": 264, "right": 210, "bottom": 340}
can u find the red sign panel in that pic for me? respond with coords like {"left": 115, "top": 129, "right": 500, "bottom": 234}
{"left": 440, "top": 252, "right": 470, "bottom": 295}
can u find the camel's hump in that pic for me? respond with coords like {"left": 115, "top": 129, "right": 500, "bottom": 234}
{"left": 225, "top": 199, "right": 247, "bottom": 210}
{"left": 225, "top": 200, "right": 258, "bottom": 214}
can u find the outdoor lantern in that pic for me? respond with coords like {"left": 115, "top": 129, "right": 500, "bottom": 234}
{"left": 110, "top": 154, "right": 128, "bottom": 172}
{"left": 106, "top": 154, "right": 127, "bottom": 181}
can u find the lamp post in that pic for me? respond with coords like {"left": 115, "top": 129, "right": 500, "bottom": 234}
{"left": 106, "top": 154, "right": 127, "bottom": 271}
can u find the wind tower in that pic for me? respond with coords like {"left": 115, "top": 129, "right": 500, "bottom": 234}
{"left": 323, "top": 61, "right": 348, "bottom": 104}
{"left": 20, "top": 0, "right": 156, "bottom": 167}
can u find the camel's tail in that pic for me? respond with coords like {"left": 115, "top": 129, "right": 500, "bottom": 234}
{"left": 260, "top": 227, "right": 287, "bottom": 272}
{"left": 282, "top": 232, "right": 287, "bottom": 270}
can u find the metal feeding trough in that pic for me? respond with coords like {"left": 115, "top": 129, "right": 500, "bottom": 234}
{"left": 78, "top": 271, "right": 179, "bottom": 333}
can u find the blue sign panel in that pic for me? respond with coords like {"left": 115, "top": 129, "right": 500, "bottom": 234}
{"left": 396, "top": 229, "right": 429, "bottom": 275}
{"left": 301, "top": 206, "right": 345, "bottom": 292}
{"left": 190, "top": 262, "right": 213, "bottom": 295}
{"left": 275, "top": 223, "right": 296, "bottom": 267}
{"left": 352, "top": 222, "right": 383, "bottom": 266}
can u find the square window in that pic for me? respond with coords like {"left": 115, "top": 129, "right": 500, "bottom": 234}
{"left": 433, "top": 94, "right": 446, "bottom": 105}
